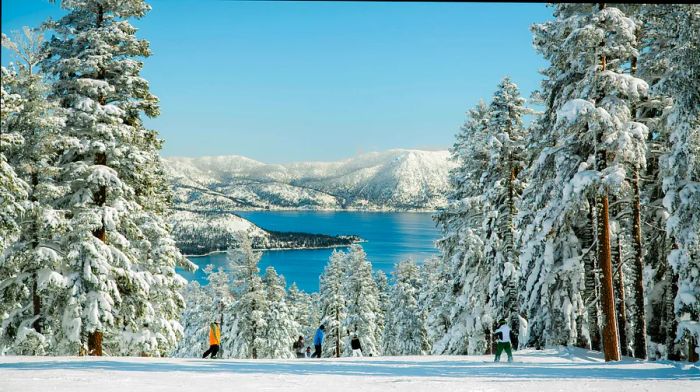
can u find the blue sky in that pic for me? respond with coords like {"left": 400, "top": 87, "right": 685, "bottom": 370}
{"left": 2, "top": 1, "right": 552, "bottom": 163}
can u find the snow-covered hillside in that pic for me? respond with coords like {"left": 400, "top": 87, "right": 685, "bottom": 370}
{"left": 170, "top": 210, "right": 358, "bottom": 255}
{"left": 2, "top": 348, "right": 698, "bottom": 392}
{"left": 164, "top": 149, "right": 454, "bottom": 211}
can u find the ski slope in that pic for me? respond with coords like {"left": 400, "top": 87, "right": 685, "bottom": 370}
{"left": 1, "top": 348, "right": 698, "bottom": 392}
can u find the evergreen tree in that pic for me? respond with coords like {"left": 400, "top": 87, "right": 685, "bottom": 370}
{"left": 40, "top": 0, "right": 187, "bottom": 356}
{"left": 0, "top": 29, "right": 67, "bottom": 355}
{"left": 260, "top": 267, "right": 296, "bottom": 359}
{"left": 431, "top": 101, "right": 491, "bottom": 355}
{"left": 373, "top": 270, "right": 389, "bottom": 354}
{"left": 222, "top": 237, "right": 267, "bottom": 358}
{"left": 384, "top": 260, "right": 430, "bottom": 355}
{"left": 482, "top": 77, "right": 530, "bottom": 336}
{"left": 657, "top": 4, "right": 700, "bottom": 362}
{"left": 319, "top": 250, "right": 347, "bottom": 357}
{"left": 520, "top": 5, "right": 647, "bottom": 360}
{"left": 343, "top": 245, "right": 381, "bottom": 356}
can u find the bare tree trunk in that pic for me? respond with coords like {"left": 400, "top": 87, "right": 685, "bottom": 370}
{"left": 665, "top": 271, "right": 680, "bottom": 360}
{"left": 595, "top": 2, "right": 621, "bottom": 362}
{"left": 598, "top": 195, "right": 621, "bottom": 361}
{"left": 88, "top": 331, "right": 103, "bottom": 356}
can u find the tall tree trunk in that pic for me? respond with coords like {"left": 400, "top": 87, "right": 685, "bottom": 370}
{"left": 29, "top": 172, "right": 43, "bottom": 334}
{"left": 628, "top": 29, "right": 649, "bottom": 360}
{"left": 595, "top": 2, "right": 621, "bottom": 362}
{"left": 598, "top": 195, "right": 621, "bottom": 361}
{"left": 665, "top": 271, "right": 680, "bottom": 361}
{"left": 88, "top": 151, "right": 108, "bottom": 356}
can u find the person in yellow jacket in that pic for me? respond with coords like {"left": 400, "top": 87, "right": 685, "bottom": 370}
{"left": 202, "top": 321, "right": 221, "bottom": 359}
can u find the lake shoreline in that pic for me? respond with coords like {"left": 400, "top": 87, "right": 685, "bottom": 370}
{"left": 183, "top": 239, "right": 368, "bottom": 258}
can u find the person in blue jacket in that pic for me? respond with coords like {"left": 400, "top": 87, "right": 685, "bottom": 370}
{"left": 311, "top": 325, "right": 325, "bottom": 358}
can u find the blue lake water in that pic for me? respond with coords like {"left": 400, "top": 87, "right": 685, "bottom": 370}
{"left": 178, "top": 211, "right": 442, "bottom": 292}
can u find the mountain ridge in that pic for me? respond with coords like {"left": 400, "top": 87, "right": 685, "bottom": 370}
{"left": 165, "top": 149, "right": 454, "bottom": 211}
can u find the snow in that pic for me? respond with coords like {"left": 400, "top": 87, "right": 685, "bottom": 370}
{"left": 0, "top": 348, "right": 697, "bottom": 392}
{"left": 164, "top": 149, "right": 455, "bottom": 211}
{"left": 556, "top": 99, "right": 595, "bottom": 124}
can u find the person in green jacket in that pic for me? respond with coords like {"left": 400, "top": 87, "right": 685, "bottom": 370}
{"left": 494, "top": 318, "right": 513, "bottom": 363}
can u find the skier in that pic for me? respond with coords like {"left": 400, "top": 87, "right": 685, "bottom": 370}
{"left": 311, "top": 325, "right": 325, "bottom": 358}
{"left": 350, "top": 334, "right": 363, "bottom": 357}
{"left": 293, "top": 335, "right": 305, "bottom": 358}
{"left": 493, "top": 318, "right": 513, "bottom": 363}
{"left": 305, "top": 346, "right": 312, "bottom": 358}
{"left": 202, "top": 321, "right": 221, "bottom": 359}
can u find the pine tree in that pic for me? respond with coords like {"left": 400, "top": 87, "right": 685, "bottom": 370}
{"left": 222, "top": 237, "right": 267, "bottom": 359}
{"left": 384, "top": 260, "right": 430, "bottom": 355}
{"left": 343, "top": 245, "right": 381, "bottom": 356}
{"left": 0, "top": 29, "right": 67, "bottom": 355}
{"left": 373, "top": 270, "right": 389, "bottom": 354}
{"left": 432, "top": 101, "right": 490, "bottom": 355}
{"left": 260, "top": 267, "right": 296, "bottom": 359}
{"left": 657, "top": 4, "right": 700, "bottom": 362}
{"left": 40, "top": 0, "right": 187, "bottom": 356}
{"left": 482, "top": 77, "right": 530, "bottom": 337}
{"left": 520, "top": 5, "right": 647, "bottom": 360}
{"left": 0, "top": 65, "right": 31, "bottom": 354}
{"left": 319, "top": 250, "right": 347, "bottom": 357}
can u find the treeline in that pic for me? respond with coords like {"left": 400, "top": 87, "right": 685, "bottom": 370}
{"left": 1, "top": 1, "right": 188, "bottom": 356}
{"left": 176, "top": 241, "right": 435, "bottom": 358}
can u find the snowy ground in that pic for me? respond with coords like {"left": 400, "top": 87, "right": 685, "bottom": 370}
{"left": 1, "top": 348, "right": 698, "bottom": 392}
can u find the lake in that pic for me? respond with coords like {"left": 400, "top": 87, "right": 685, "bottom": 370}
{"left": 178, "top": 211, "right": 442, "bottom": 292}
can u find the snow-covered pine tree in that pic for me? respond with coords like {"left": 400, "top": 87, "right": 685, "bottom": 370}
{"left": 481, "top": 77, "right": 530, "bottom": 339}
{"left": 417, "top": 257, "right": 445, "bottom": 352}
{"left": 432, "top": 101, "right": 490, "bottom": 355}
{"left": 373, "top": 270, "right": 389, "bottom": 354}
{"left": 520, "top": 5, "right": 647, "bottom": 359}
{"left": 0, "top": 29, "right": 68, "bottom": 355}
{"left": 287, "top": 283, "right": 318, "bottom": 346}
{"left": 342, "top": 245, "right": 381, "bottom": 356}
{"left": 222, "top": 237, "right": 267, "bottom": 359}
{"left": 260, "top": 267, "right": 296, "bottom": 359}
{"left": 319, "top": 250, "right": 348, "bottom": 357}
{"left": 40, "top": 0, "right": 187, "bottom": 356}
{"left": 657, "top": 4, "right": 700, "bottom": 362}
{"left": 0, "top": 65, "right": 31, "bottom": 355}
{"left": 384, "top": 260, "right": 430, "bottom": 356}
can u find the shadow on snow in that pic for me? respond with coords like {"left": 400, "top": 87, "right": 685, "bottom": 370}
{"left": 1, "top": 351, "right": 698, "bottom": 381}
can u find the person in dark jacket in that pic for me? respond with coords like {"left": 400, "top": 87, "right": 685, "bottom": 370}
{"left": 311, "top": 325, "right": 325, "bottom": 358}
{"left": 351, "top": 334, "right": 363, "bottom": 357}
{"left": 293, "top": 336, "right": 305, "bottom": 358}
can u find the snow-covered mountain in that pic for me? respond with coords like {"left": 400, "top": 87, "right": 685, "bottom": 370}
{"left": 164, "top": 149, "right": 454, "bottom": 211}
